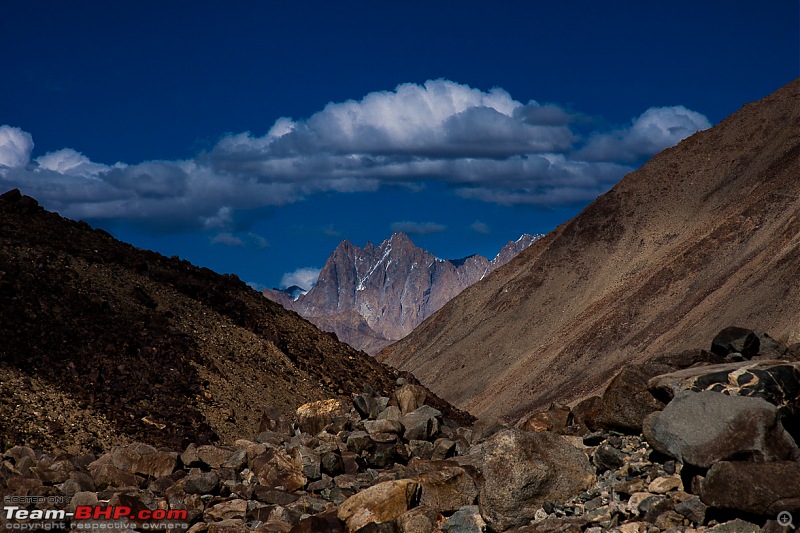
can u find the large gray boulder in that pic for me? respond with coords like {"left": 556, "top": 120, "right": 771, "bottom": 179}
{"left": 699, "top": 461, "right": 800, "bottom": 515}
{"left": 478, "top": 428, "right": 595, "bottom": 531}
{"left": 643, "top": 391, "right": 799, "bottom": 468}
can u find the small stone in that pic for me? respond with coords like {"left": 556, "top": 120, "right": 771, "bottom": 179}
{"left": 377, "top": 406, "right": 402, "bottom": 422}
{"left": 184, "top": 472, "right": 220, "bottom": 494}
{"left": 440, "top": 505, "right": 487, "bottom": 532}
{"left": 205, "top": 499, "right": 247, "bottom": 521}
{"left": 654, "top": 509, "right": 685, "bottom": 530}
{"left": 648, "top": 475, "right": 682, "bottom": 494}
{"left": 407, "top": 440, "right": 434, "bottom": 460}
{"left": 346, "top": 431, "right": 374, "bottom": 454}
{"left": 707, "top": 519, "right": 762, "bottom": 532}
{"left": 593, "top": 443, "right": 625, "bottom": 472}
{"left": 675, "top": 495, "right": 707, "bottom": 524}
{"left": 364, "top": 419, "right": 403, "bottom": 435}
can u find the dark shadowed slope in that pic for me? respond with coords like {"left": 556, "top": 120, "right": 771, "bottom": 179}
{"left": 0, "top": 192, "right": 470, "bottom": 454}
{"left": 379, "top": 79, "right": 800, "bottom": 421}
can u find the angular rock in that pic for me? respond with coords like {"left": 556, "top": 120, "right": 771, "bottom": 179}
{"left": 399, "top": 406, "right": 441, "bottom": 441}
{"left": 378, "top": 406, "right": 402, "bottom": 422}
{"left": 353, "top": 393, "right": 379, "bottom": 419}
{"left": 289, "top": 508, "right": 344, "bottom": 532}
{"left": 296, "top": 399, "right": 351, "bottom": 436}
{"left": 396, "top": 505, "right": 438, "bottom": 533}
{"left": 184, "top": 471, "right": 220, "bottom": 494}
{"left": 320, "top": 451, "right": 345, "bottom": 477}
{"left": 407, "top": 440, "right": 434, "bottom": 461}
{"left": 572, "top": 396, "right": 602, "bottom": 432}
{"left": 364, "top": 419, "right": 404, "bottom": 436}
{"left": 110, "top": 442, "right": 178, "bottom": 478}
{"left": 440, "top": 505, "right": 487, "bottom": 532}
{"left": 193, "top": 445, "right": 236, "bottom": 469}
{"left": 87, "top": 459, "right": 140, "bottom": 489}
{"left": 411, "top": 461, "right": 478, "bottom": 513}
{"left": 675, "top": 495, "right": 706, "bottom": 524}
{"left": 207, "top": 519, "right": 249, "bottom": 533}
{"left": 3, "top": 446, "right": 36, "bottom": 464}
{"left": 519, "top": 403, "right": 572, "bottom": 433}
{"left": 592, "top": 443, "right": 625, "bottom": 473}
{"left": 337, "top": 479, "right": 420, "bottom": 532}
{"left": 711, "top": 326, "right": 760, "bottom": 358}
{"left": 205, "top": 499, "right": 248, "bottom": 521}
{"left": 594, "top": 366, "right": 666, "bottom": 434}
{"left": 346, "top": 431, "right": 374, "bottom": 455}
{"left": 431, "top": 438, "right": 456, "bottom": 461}
{"left": 293, "top": 445, "right": 321, "bottom": 480}
{"left": 699, "top": 460, "right": 800, "bottom": 515}
{"left": 251, "top": 447, "right": 307, "bottom": 491}
{"left": 643, "top": 390, "right": 799, "bottom": 468}
{"left": 478, "top": 429, "right": 595, "bottom": 531}
{"left": 648, "top": 475, "right": 681, "bottom": 494}
{"left": 394, "top": 384, "right": 428, "bottom": 415}
{"left": 707, "top": 519, "right": 762, "bottom": 532}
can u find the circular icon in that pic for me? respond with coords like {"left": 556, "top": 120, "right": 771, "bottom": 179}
{"left": 778, "top": 511, "right": 794, "bottom": 528}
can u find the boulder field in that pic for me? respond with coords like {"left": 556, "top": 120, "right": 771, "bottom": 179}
{"left": 4, "top": 327, "right": 800, "bottom": 532}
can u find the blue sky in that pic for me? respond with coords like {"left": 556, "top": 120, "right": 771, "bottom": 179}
{"left": 1, "top": 1, "right": 797, "bottom": 290}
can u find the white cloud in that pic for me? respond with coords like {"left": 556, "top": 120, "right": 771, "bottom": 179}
{"left": 210, "top": 232, "right": 244, "bottom": 247}
{"left": 578, "top": 106, "right": 711, "bottom": 163}
{"left": 391, "top": 221, "right": 447, "bottom": 235}
{"left": 470, "top": 220, "right": 491, "bottom": 234}
{"left": 0, "top": 80, "right": 711, "bottom": 230}
{"left": 280, "top": 267, "right": 321, "bottom": 290}
{"left": 0, "top": 126, "right": 34, "bottom": 168}
{"left": 36, "top": 148, "right": 111, "bottom": 176}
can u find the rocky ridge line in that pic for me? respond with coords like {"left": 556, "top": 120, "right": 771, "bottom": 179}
{"left": 265, "top": 233, "right": 540, "bottom": 355}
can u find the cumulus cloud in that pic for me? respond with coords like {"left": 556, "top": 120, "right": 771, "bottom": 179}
{"left": 470, "top": 221, "right": 491, "bottom": 234}
{"left": 578, "top": 106, "right": 711, "bottom": 163}
{"left": 391, "top": 221, "right": 447, "bottom": 235}
{"left": 280, "top": 267, "right": 321, "bottom": 290}
{"left": 0, "top": 126, "right": 34, "bottom": 168}
{"left": 0, "top": 80, "right": 711, "bottom": 231}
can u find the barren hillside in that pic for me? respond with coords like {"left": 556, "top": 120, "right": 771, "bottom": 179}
{"left": 379, "top": 79, "right": 800, "bottom": 421}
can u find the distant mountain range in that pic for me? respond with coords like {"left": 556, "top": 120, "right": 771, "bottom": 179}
{"left": 264, "top": 233, "right": 540, "bottom": 354}
{"left": 378, "top": 79, "right": 800, "bottom": 421}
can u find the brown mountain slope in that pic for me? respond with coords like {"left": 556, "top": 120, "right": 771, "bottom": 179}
{"left": 378, "top": 79, "right": 800, "bottom": 421}
{"left": 0, "top": 191, "right": 470, "bottom": 454}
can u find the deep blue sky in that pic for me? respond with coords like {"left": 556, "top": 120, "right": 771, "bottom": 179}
{"left": 1, "top": 1, "right": 797, "bottom": 290}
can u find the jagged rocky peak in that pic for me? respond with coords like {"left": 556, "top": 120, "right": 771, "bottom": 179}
{"left": 265, "top": 232, "right": 541, "bottom": 354}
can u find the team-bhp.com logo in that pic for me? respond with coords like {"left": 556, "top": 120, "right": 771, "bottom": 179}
{"left": 3, "top": 499, "right": 188, "bottom": 530}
